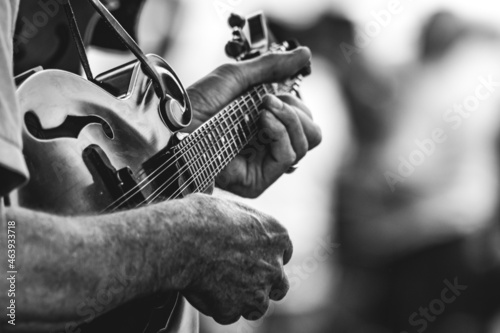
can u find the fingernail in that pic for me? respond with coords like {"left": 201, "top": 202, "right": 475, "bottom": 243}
{"left": 265, "top": 95, "right": 284, "bottom": 111}
{"left": 261, "top": 110, "right": 273, "bottom": 121}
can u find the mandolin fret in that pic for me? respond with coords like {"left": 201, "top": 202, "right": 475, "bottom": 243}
{"left": 177, "top": 90, "right": 261, "bottom": 188}
{"left": 174, "top": 79, "right": 296, "bottom": 195}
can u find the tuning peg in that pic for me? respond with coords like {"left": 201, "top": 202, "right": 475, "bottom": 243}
{"left": 225, "top": 40, "right": 246, "bottom": 59}
{"left": 228, "top": 13, "right": 246, "bottom": 29}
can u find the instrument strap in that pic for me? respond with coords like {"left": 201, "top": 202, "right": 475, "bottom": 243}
{"left": 62, "top": 0, "right": 169, "bottom": 100}
{"left": 62, "top": 0, "right": 95, "bottom": 82}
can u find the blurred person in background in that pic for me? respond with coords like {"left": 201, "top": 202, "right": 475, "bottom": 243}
{"left": 331, "top": 11, "right": 500, "bottom": 333}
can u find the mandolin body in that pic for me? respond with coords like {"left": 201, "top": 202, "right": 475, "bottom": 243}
{"left": 19, "top": 56, "right": 197, "bottom": 214}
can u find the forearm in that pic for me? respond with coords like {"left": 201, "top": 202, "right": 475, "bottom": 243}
{"left": 0, "top": 200, "right": 193, "bottom": 331}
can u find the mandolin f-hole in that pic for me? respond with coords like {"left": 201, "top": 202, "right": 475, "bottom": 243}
{"left": 24, "top": 110, "right": 114, "bottom": 140}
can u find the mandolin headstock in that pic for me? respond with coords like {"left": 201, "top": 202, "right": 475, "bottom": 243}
{"left": 224, "top": 11, "right": 311, "bottom": 96}
{"left": 225, "top": 11, "right": 271, "bottom": 61}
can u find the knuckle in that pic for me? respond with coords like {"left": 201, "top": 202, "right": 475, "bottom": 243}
{"left": 279, "top": 94, "right": 301, "bottom": 110}
{"left": 243, "top": 308, "right": 266, "bottom": 321}
{"left": 286, "top": 107, "right": 301, "bottom": 124}
{"left": 258, "top": 299, "right": 270, "bottom": 315}
{"left": 265, "top": 214, "right": 283, "bottom": 230}
{"left": 244, "top": 297, "right": 270, "bottom": 321}
{"left": 263, "top": 218, "right": 290, "bottom": 240}
{"left": 273, "top": 230, "right": 293, "bottom": 253}
{"left": 270, "top": 266, "right": 285, "bottom": 284}
{"left": 271, "top": 277, "right": 290, "bottom": 301}
{"left": 269, "top": 121, "right": 287, "bottom": 140}
{"left": 213, "top": 302, "right": 243, "bottom": 325}
{"left": 278, "top": 124, "right": 289, "bottom": 138}
{"left": 302, "top": 46, "right": 312, "bottom": 58}
{"left": 216, "top": 63, "right": 245, "bottom": 85}
{"left": 279, "top": 93, "right": 295, "bottom": 100}
{"left": 278, "top": 93, "right": 298, "bottom": 104}
{"left": 252, "top": 288, "right": 269, "bottom": 307}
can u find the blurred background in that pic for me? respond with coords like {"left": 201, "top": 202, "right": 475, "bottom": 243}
{"left": 18, "top": 0, "right": 500, "bottom": 332}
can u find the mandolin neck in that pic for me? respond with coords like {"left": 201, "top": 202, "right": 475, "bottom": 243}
{"left": 175, "top": 83, "right": 275, "bottom": 193}
{"left": 104, "top": 79, "right": 299, "bottom": 211}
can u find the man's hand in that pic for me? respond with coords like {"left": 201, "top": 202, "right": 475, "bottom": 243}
{"left": 187, "top": 47, "right": 322, "bottom": 198}
{"left": 177, "top": 194, "right": 293, "bottom": 325}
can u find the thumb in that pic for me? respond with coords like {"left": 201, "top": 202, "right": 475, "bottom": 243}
{"left": 234, "top": 46, "right": 312, "bottom": 90}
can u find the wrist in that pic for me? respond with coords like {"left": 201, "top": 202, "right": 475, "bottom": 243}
{"left": 144, "top": 198, "right": 205, "bottom": 292}
{"left": 90, "top": 201, "right": 197, "bottom": 297}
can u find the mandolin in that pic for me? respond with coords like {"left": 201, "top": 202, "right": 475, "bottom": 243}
{"left": 16, "top": 3, "right": 309, "bottom": 332}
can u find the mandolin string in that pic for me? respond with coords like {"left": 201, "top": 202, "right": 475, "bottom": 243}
{"left": 175, "top": 125, "right": 260, "bottom": 199}
{"left": 148, "top": 127, "right": 245, "bottom": 203}
{"left": 122, "top": 80, "right": 289, "bottom": 209}
{"left": 185, "top": 112, "right": 262, "bottom": 195}
{"left": 144, "top": 84, "right": 275, "bottom": 203}
{"left": 162, "top": 124, "right": 259, "bottom": 202}
{"left": 141, "top": 84, "right": 273, "bottom": 204}
{"left": 103, "top": 90, "right": 255, "bottom": 212}
{"left": 140, "top": 79, "right": 299, "bottom": 204}
{"left": 105, "top": 90, "right": 260, "bottom": 211}
{"left": 107, "top": 78, "right": 294, "bottom": 211}
{"left": 189, "top": 82, "right": 304, "bottom": 195}
{"left": 158, "top": 84, "right": 278, "bottom": 201}
{"left": 150, "top": 82, "right": 291, "bottom": 202}
{"left": 140, "top": 87, "right": 265, "bottom": 201}
{"left": 140, "top": 103, "right": 257, "bottom": 204}
{"left": 174, "top": 130, "right": 256, "bottom": 200}
{"left": 141, "top": 87, "right": 267, "bottom": 205}
{"left": 105, "top": 86, "right": 269, "bottom": 212}
{"left": 136, "top": 85, "right": 273, "bottom": 206}
{"left": 191, "top": 113, "right": 262, "bottom": 194}
{"left": 164, "top": 120, "right": 259, "bottom": 201}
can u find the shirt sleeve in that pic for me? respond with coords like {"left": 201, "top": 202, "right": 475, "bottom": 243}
{"left": 0, "top": 0, "right": 29, "bottom": 197}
